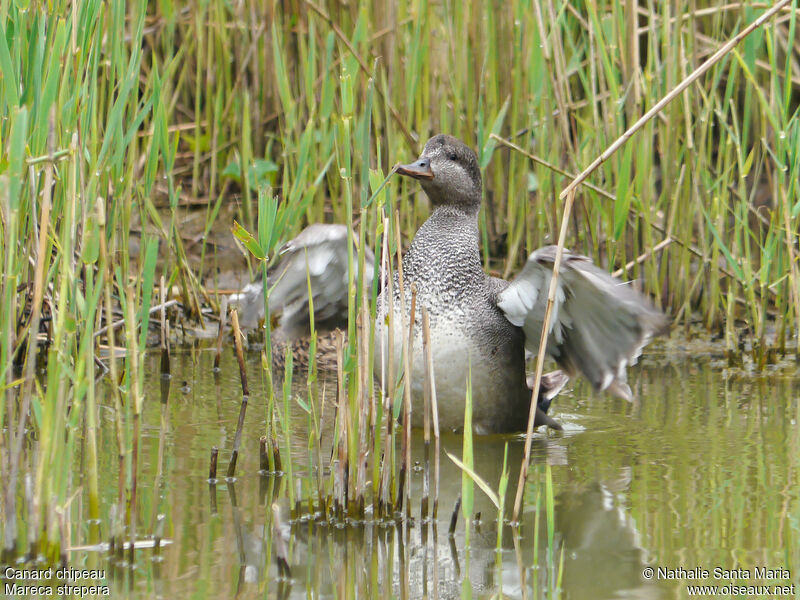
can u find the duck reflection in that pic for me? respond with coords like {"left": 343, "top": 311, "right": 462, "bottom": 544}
{"left": 553, "top": 474, "right": 664, "bottom": 599}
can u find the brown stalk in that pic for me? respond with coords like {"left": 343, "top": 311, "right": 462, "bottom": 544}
{"left": 533, "top": 0, "right": 573, "bottom": 152}
{"left": 512, "top": 187, "right": 577, "bottom": 522}
{"left": 226, "top": 309, "right": 249, "bottom": 479}
{"left": 127, "top": 283, "right": 143, "bottom": 565}
{"left": 316, "top": 384, "right": 327, "bottom": 516}
{"left": 355, "top": 312, "right": 367, "bottom": 513}
{"left": 334, "top": 331, "right": 348, "bottom": 517}
{"left": 160, "top": 275, "right": 171, "bottom": 376}
{"left": 402, "top": 283, "right": 417, "bottom": 518}
{"left": 355, "top": 217, "right": 371, "bottom": 515}
{"left": 430, "top": 324, "right": 440, "bottom": 522}
{"left": 448, "top": 494, "right": 461, "bottom": 536}
{"left": 612, "top": 237, "right": 673, "bottom": 278}
{"left": 214, "top": 295, "right": 228, "bottom": 371}
{"left": 378, "top": 216, "right": 395, "bottom": 517}
{"left": 209, "top": 446, "right": 219, "bottom": 481}
{"left": 421, "top": 307, "right": 431, "bottom": 524}
{"left": 635, "top": 3, "right": 798, "bottom": 34}
{"left": 94, "top": 299, "right": 179, "bottom": 339}
{"left": 394, "top": 212, "right": 412, "bottom": 516}
{"left": 231, "top": 308, "right": 249, "bottom": 396}
{"left": 258, "top": 434, "right": 270, "bottom": 473}
{"left": 421, "top": 307, "right": 441, "bottom": 522}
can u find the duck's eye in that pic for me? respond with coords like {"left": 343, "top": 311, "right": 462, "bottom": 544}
{"left": 447, "top": 151, "right": 458, "bottom": 161}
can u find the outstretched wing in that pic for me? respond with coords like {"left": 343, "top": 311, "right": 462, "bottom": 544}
{"left": 231, "top": 224, "right": 375, "bottom": 336}
{"left": 496, "top": 246, "right": 668, "bottom": 400}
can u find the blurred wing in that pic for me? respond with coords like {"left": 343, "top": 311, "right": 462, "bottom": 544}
{"left": 230, "top": 224, "right": 374, "bottom": 336}
{"left": 497, "top": 246, "right": 668, "bottom": 400}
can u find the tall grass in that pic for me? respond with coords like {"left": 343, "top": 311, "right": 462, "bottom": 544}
{"left": 0, "top": 1, "right": 165, "bottom": 562}
{"left": 1, "top": 0, "right": 797, "bottom": 564}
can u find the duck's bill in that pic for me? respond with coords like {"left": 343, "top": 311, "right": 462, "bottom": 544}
{"left": 394, "top": 161, "right": 434, "bottom": 180}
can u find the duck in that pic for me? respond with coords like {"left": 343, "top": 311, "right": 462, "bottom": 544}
{"left": 233, "top": 135, "right": 668, "bottom": 433}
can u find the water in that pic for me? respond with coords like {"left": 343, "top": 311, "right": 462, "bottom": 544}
{"left": 56, "top": 347, "right": 800, "bottom": 598}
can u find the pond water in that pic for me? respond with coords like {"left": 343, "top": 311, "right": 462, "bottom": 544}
{"left": 55, "top": 346, "right": 800, "bottom": 599}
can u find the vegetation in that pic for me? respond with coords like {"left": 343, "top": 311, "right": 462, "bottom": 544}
{"left": 0, "top": 0, "right": 797, "bottom": 577}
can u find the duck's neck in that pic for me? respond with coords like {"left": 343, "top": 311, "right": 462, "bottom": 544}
{"left": 401, "top": 204, "right": 483, "bottom": 285}
{"left": 428, "top": 202, "right": 480, "bottom": 220}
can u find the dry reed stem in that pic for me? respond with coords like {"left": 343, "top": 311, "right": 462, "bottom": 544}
{"left": 5, "top": 115, "right": 56, "bottom": 558}
{"left": 612, "top": 237, "right": 673, "bottom": 278}
{"left": 231, "top": 308, "right": 249, "bottom": 396}
{"left": 394, "top": 210, "right": 413, "bottom": 515}
{"left": 259, "top": 436, "right": 268, "bottom": 472}
{"left": 421, "top": 307, "right": 432, "bottom": 522}
{"left": 94, "top": 299, "right": 179, "bottom": 339}
{"left": 544, "top": 0, "right": 576, "bottom": 151}
{"left": 449, "top": 494, "right": 461, "bottom": 536}
{"left": 227, "top": 309, "right": 249, "bottom": 479}
{"left": 209, "top": 446, "right": 219, "bottom": 481}
{"left": 512, "top": 187, "right": 577, "bottom": 522}
{"left": 635, "top": 3, "right": 798, "bottom": 33}
{"left": 377, "top": 213, "right": 396, "bottom": 516}
{"left": 356, "top": 313, "right": 368, "bottom": 508}
{"left": 160, "top": 275, "right": 168, "bottom": 349}
{"left": 431, "top": 360, "right": 440, "bottom": 520}
{"left": 214, "top": 295, "right": 228, "bottom": 371}
{"left": 356, "top": 216, "right": 371, "bottom": 510}
{"left": 160, "top": 275, "right": 171, "bottom": 376}
{"left": 380, "top": 214, "right": 391, "bottom": 413}
{"left": 403, "top": 283, "right": 417, "bottom": 517}
{"left": 334, "top": 330, "right": 347, "bottom": 514}
{"left": 127, "top": 283, "right": 142, "bottom": 564}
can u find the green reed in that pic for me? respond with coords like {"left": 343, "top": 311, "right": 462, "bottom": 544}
{"left": 1, "top": 0, "right": 161, "bottom": 561}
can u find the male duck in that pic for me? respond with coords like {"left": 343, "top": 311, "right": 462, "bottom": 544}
{"left": 233, "top": 135, "right": 668, "bottom": 433}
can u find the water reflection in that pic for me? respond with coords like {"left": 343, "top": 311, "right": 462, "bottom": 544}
{"left": 195, "top": 465, "right": 664, "bottom": 599}
{"left": 66, "top": 348, "right": 799, "bottom": 599}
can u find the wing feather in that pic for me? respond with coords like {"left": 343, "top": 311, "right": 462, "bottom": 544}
{"left": 497, "top": 246, "right": 668, "bottom": 399}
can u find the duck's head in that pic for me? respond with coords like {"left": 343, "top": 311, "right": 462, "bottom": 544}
{"left": 395, "top": 134, "right": 482, "bottom": 212}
